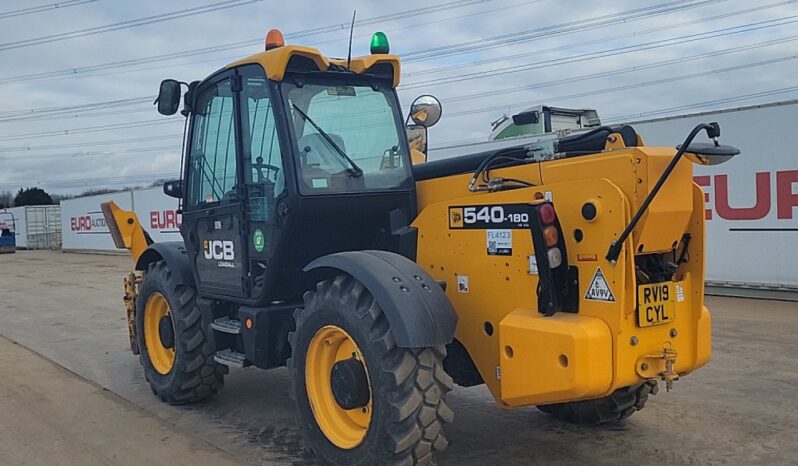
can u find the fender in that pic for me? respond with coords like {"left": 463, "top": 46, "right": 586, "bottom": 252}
{"left": 135, "top": 241, "right": 195, "bottom": 288}
{"left": 304, "top": 250, "right": 457, "bottom": 348}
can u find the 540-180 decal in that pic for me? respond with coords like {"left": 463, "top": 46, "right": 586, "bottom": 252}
{"left": 449, "top": 204, "right": 532, "bottom": 229}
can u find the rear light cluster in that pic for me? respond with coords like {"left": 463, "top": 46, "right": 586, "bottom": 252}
{"left": 538, "top": 204, "right": 563, "bottom": 268}
{"left": 530, "top": 201, "right": 574, "bottom": 316}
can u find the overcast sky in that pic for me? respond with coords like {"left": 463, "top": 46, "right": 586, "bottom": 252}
{"left": 0, "top": 0, "right": 795, "bottom": 194}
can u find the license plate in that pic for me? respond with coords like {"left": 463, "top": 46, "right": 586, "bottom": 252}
{"left": 637, "top": 282, "right": 676, "bottom": 327}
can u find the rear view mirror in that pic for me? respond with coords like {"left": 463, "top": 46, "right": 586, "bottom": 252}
{"left": 409, "top": 95, "right": 442, "bottom": 128}
{"left": 678, "top": 143, "right": 741, "bottom": 166}
{"left": 156, "top": 79, "right": 182, "bottom": 116}
{"left": 163, "top": 179, "right": 183, "bottom": 198}
{"left": 407, "top": 124, "right": 428, "bottom": 154}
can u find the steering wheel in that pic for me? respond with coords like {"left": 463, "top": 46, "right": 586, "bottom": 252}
{"left": 253, "top": 156, "right": 280, "bottom": 183}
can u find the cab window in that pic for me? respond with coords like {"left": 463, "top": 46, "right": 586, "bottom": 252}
{"left": 186, "top": 78, "right": 238, "bottom": 209}
{"left": 238, "top": 65, "right": 284, "bottom": 221}
{"left": 282, "top": 79, "right": 411, "bottom": 195}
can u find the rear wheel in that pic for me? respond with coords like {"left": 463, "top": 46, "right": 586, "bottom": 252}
{"left": 537, "top": 382, "right": 658, "bottom": 425}
{"left": 288, "top": 274, "right": 453, "bottom": 465}
{"left": 136, "top": 260, "right": 226, "bottom": 404}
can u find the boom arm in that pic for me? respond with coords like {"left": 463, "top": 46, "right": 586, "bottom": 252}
{"left": 101, "top": 201, "right": 152, "bottom": 263}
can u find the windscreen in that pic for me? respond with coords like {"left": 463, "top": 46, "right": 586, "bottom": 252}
{"left": 282, "top": 78, "right": 412, "bottom": 195}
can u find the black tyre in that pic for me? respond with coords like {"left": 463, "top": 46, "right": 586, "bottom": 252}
{"left": 537, "top": 382, "right": 658, "bottom": 425}
{"left": 288, "top": 274, "right": 453, "bottom": 466}
{"left": 136, "top": 260, "right": 226, "bottom": 404}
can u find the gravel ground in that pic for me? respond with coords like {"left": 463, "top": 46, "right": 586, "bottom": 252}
{"left": 1, "top": 250, "right": 796, "bottom": 465}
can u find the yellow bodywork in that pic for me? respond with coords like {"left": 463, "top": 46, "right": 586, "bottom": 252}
{"left": 101, "top": 201, "right": 149, "bottom": 264}
{"left": 110, "top": 39, "right": 712, "bottom": 410}
{"left": 227, "top": 45, "right": 401, "bottom": 87}
{"left": 413, "top": 137, "right": 711, "bottom": 407}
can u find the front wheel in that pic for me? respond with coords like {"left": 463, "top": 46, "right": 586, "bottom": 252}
{"left": 136, "top": 260, "right": 226, "bottom": 404}
{"left": 288, "top": 274, "right": 454, "bottom": 466}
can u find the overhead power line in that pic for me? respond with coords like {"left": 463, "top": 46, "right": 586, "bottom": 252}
{"left": 0, "top": 0, "right": 715, "bottom": 86}
{"left": 0, "top": 118, "right": 178, "bottom": 141}
{"left": 442, "top": 54, "right": 798, "bottom": 119}
{"left": 0, "top": 0, "right": 264, "bottom": 52}
{"left": 0, "top": 145, "right": 177, "bottom": 160}
{"left": 402, "top": 0, "right": 797, "bottom": 79}
{"left": 0, "top": 172, "right": 175, "bottom": 189}
{"left": 401, "top": 0, "right": 723, "bottom": 62}
{"left": 5, "top": 32, "right": 791, "bottom": 144}
{"left": 603, "top": 88, "right": 798, "bottom": 123}
{"left": 0, "top": 0, "right": 496, "bottom": 85}
{"left": 430, "top": 89, "right": 798, "bottom": 150}
{"left": 401, "top": 14, "right": 798, "bottom": 89}
{"left": 0, "top": 0, "right": 738, "bottom": 124}
{"left": 1, "top": 11, "right": 794, "bottom": 133}
{"left": 437, "top": 35, "right": 798, "bottom": 104}
{"left": 0, "top": 133, "right": 182, "bottom": 152}
{"left": 0, "top": 0, "right": 99, "bottom": 20}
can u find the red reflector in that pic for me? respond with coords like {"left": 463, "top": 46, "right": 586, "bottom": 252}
{"left": 538, "top": 203, "right": 556, "bottom": 224}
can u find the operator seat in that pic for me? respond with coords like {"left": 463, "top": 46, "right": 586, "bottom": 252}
{"left": 297, "top": 133, "right": 362, "bottom": 191}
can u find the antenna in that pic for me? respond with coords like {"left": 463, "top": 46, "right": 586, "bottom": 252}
{"left": 346, "top": 9, "right": 356, "bottom": 70}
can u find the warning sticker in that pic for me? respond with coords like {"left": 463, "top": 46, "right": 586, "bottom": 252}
{"left": 457, "top": 275, "right": 469, "bottom": 293}
{"left": 487, "top": 229, "right": 512, "bottom": 255}
{"left": 675, "top": 284, "right": 685, "bottom": 302}
{"left": 585, "top": 267, "right": 616, "bottom": 302}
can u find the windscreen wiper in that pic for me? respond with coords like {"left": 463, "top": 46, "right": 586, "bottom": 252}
{"left": 291, "top": 104, "right": 363, "bottom": 178}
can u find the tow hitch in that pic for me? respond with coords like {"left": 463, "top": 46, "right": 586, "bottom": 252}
{"left": 637, "top": 342, "right": 679, "bottom": 392}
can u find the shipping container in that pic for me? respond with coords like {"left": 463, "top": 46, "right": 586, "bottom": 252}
{"left": 0, "top": 205, "right": 61, "bottom": 250}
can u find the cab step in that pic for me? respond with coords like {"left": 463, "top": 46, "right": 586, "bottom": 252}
{"left": 211, "top": 316, "right": 242, "bottom": 334}
{"left": 214, "top": 349, "right": 250, "bottom": 368}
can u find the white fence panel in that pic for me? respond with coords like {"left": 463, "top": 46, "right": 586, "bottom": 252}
{"left": 132, "top": 188, "right": 181, "bottom": 243}
{"left": 61, "top": 192, "right": 133, "bottom": 252}
{"left": 631, "top": 101, "right": 798, "bottom": 289}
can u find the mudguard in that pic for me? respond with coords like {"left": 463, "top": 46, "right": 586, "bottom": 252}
{"left": 135, "top": 241, "right": 195, "bottom": 288}
{"left": 304, "top": 250, "right": 457, "bottom": 348}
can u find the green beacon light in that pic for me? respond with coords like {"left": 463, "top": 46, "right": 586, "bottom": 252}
{"left": 370, "top": 32, "right": 389, "bottom": 54}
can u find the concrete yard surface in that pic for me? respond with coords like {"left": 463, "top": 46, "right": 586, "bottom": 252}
{"left": 0, "top": 335, "right": 243, "bottom": 466}
{"left": 1, "top": 250, "right": 797, "bottom": 465}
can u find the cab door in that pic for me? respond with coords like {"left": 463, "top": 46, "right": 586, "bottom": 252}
{"left": 236, "top": 64, "right": 289, "bottom": 302}
{"left": 182, "top": 70, "right": 249, "bottom": 297}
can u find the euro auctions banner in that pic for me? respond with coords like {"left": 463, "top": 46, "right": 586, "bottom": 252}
{"left": 132, "top": 188, "right": 181, "bottom": 243}
{"left": 61, "top": 187, "right": 180, "bottom": 252}
{"left": 61, "top": 191, "right": 133, "bottom": 251}
{"left": 631, "top": 101, "right": 798, "bottom": 289}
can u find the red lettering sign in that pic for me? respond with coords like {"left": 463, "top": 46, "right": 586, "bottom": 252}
{"left": 776, "top": 170, "right": 798, "bottom": 220}
{"left": 70, "top": 216, "right": 92, "bottom": 231}
{"left": 149, "top": 210, "right": 182, "bottom": 230}
{"left": 694, "top": 170, "right": 798, "bottom": 221}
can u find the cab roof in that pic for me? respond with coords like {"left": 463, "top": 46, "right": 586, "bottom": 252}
{"left": 227, "top": 45, "right": 402, "bottom": 88}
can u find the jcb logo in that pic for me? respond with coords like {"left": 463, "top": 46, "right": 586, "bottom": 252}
{"left": 203, "top": 240, "right": 234, "bottom": 260}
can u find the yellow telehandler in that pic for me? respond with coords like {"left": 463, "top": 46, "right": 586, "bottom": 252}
{"left": 102, "top": 28, "right": 739, "bottom": 465}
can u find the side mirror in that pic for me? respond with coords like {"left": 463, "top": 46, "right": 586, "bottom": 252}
{"left": 156, "top": 79, "right": 182, "bottom": 116}
{"left": 678, "top": 143, "right": 741, "bottom": 166}
{"left": 409, "top": 95, "right": 442, "bottom": 128}
{"left": 406, "top": 124, "right": 428, "bottom": 154}
{"left": 163, "top": 179, "right": 183, "bottom": 198}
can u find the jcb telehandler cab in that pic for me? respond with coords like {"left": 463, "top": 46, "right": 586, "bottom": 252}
{"left": 103, "top": 29, "right": 739, "bottom": 465}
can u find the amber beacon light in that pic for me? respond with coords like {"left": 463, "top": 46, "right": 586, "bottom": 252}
{"left": 265, "top": 28, "right": 285, "bottom": 50}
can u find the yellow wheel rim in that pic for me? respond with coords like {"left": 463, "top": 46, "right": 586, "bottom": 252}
{"left": 305, "top": 325, "right": 372, "bottom": 449}
{"left": 144, "top": 292, "right": 175, "bottom": 375}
